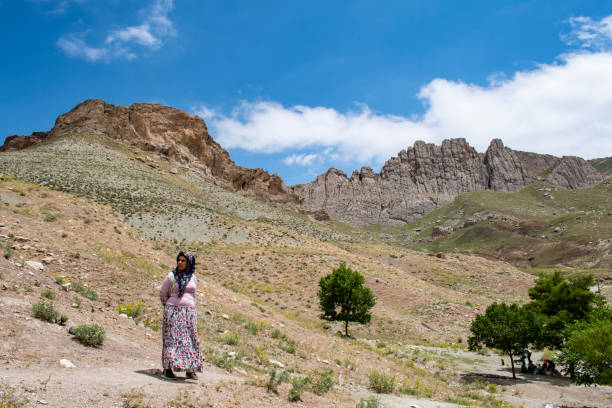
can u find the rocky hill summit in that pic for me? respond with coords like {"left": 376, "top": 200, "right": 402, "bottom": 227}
{"left": 292, "top": 138, "right": 602, "bottom": 227}
{"left": 1, "top": 99, "right": 298, "bottom": 203}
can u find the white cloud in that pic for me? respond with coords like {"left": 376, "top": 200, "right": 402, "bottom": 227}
{"left": 196, "top": 47, "right": 612, "bottom": 166}
{"left": 57, "top": 0, "right": 175, "bottom": 62}
{"left": 56, "top": 35, "right": 108, "bottom": 61}
{"left": 283, "top": 153, "right": 319, "bottom": 166}
{"left": 563, "top": 15, "right": 612, "bottom": 50}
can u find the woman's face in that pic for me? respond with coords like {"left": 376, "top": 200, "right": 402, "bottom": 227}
{"left": 177, "top": 256, "right": 188, "bottom": 271}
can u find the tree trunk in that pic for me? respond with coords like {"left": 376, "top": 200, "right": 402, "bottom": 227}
{"left": 344, "top": 320, "right": 349, "bottom": 337}
{"left": 509, "top": 352, "right": 516, "bottom": 379}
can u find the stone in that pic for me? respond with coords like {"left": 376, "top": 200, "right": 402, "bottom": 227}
{"left": 169, "top": 168, "right": 178, "bottom": 174}
{"left": 14, "top": 235, "right": 29, "bottom": 242}
{"left": 59, "top": 359, "right": 76, "bottom": 368}
{"left": 37, "top": 400, "right": 49, "bottom": 405}
{"left": 41, "top": 256, "right": 53, "bottom": 264}
{"left": 269, "top": 359, "right": 285, "bottom": 368}
{"left": 222, "top": 314, "right": 230, "bottom": 320}
{"left": 25, "top": 261, "right": 44, "bottom": 271}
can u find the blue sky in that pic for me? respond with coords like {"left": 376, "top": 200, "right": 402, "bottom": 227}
{"left": 1, "top": 1, "right": 612, "bottom": 185}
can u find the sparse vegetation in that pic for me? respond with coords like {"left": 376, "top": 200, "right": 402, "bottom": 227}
{"left": 72, "top": 323, "right": 106, "bottom": 346}
{"left": 288, "top": 375, "right": 310, "bottom": 402}
{"left": 356, "top": 395, "right": 381, "bottom": 408}
{"left": 40, "top": 289, "right": 56, "bottom": 300}
{"left": 32, "top": 300, "right": 60, "bottom": 322}
{"left": 117, "top": 301, "right": 145, "bottom": 320}
{"left": 72, "top": 282, "right": 99, "bottom": 301}
{"left": 224, "top": 331, "right": 240, "bottom": 345}
{"left": 309, "top": 368, "right": 335, "bottom": 395}
{"left": 266, "top": 369, "right": 289, "bottom": 394}
{"left": 43, "top": 213, "right": 57, "bottom": 222}
{"left": 2, "top": 242, "right": 12, "bottom": 259}
{"left": 368, "top": 369, "right": 396, "bottom": 393}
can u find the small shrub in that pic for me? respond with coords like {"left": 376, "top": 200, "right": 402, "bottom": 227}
{"left": 288, "top": 375, "right": 310, "bottom": 402}
{"left": 113, "top": 226, "right": 121, "bottom": 234}
{"left": 61, "top": 232, "right": 68, "bottom": 238}
{"left": 44, "top": 213, "right": 57, "bottom": 222}
{"left": 224, "top": 331, "right": 240, "bottom": 345}
{"left": 32, "top": 300, "right": 60, "bottom": 322}
{"left": 143, "top": 317, "right": 160, "bottom": 331}
{"left": 279, "top": 337, "right": 297, "bottom": 354}
{"left": 245, "top": 320, "right": 260, "bottom": 335}
{"left": 210, "top": 352, "right": 235, "bottom": 372}
{"left": 72, "top": 323, "right": 105, "bottom": 346}
{"left": 73, "top": 296, "right": 81, "bottom": 307}
{"left": 60, "top": 314, "right": 68, "bottom": 325}
{"left": 83, "top": 218, "right": 91, "bottom": 225}
{"left": 54, "top": 276, "right": 65, "bottom": 285}
{"left": 356, "top": 395, "right": 381, "bottom": 408}
{"left": 117, "top": 301, "right": 145, "bottom": 320}
{"left": 309, "top": 368, "right": 334, "bottom": 395}
{"left": 41, "top": 289, "right": 56, "bottom": 300}
{"left": 2, "top": 242, "right": 12, "bottom": 259}
{"left": 72, "top": 282, "right": 98, "bottom": 301}
{"left": 369, "top": 370, "right": 396, "bottom": 393}
{"left": 271, "top": 328, "right": 283, "bottom": 339}
{"left": 266, "top": 369, "right": 289, "bottom": 394}
{"left": 70, "top": 252, "right": 80, "bottom": 259}
{"left": 24, "top": 286, "right": 33, "bottom": 293}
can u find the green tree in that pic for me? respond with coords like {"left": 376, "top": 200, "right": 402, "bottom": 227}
{"left": 318, "top": 263, "right": 376, "bottom": 337}
{"left": 527, "top": 271, "right": 599, "bottom": 349}
{"left": 468, "top": 303, "right": 541, "bottom": 379}
{"left": 556, "top": 306, "right": 612, "bottom": 385}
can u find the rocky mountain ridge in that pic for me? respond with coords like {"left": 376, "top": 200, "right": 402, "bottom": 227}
{"left": 2, "top": 99, "right": 603, "bottom": 227}
{"left": 1, "top": 99, "right": 299, "bottom": 204}
{"left": 292, "top": 138, "right": 603, "bottom": 227}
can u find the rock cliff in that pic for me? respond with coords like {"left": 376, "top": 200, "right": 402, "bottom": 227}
{"left": 292, "top": 138, "right": 603, "bottom": 226}
{"left": 1, "top": 99, "right": 299, "bottom": 203}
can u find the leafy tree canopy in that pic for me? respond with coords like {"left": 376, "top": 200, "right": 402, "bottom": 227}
{"left": 318, "top": 263, "right": 376, "bottom": 337}
{"left": 557, "top": 306, "right": 612, "bottom": 386}
{"left": 527, "top": 271, "right": 600, "bottom": 349}
{"left": 468, "top": 303, "right": 542, "bottom": 378}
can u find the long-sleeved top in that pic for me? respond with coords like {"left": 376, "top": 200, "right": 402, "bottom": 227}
{"left": 160, "top": 272, "right": 197, "bottom": 307}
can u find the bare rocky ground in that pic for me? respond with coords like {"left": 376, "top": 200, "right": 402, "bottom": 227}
{"left": 0, "top": 169, "right": 610, "bottom": 406}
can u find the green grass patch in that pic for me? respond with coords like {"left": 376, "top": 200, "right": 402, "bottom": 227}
{"left": 72, "top": 282, "right": 99, "bottom": 301}
{"left": 32, "top": 300, "right": 60, "bottom": 322}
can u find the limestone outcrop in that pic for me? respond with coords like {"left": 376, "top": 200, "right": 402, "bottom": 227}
{"left": 292, "top": 138, "right": 603, "bottom": 227}
{"left": 1, "top": 99, "right": 299, "bottom": 203}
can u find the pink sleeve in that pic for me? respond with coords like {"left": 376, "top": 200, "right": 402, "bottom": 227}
{"left": 160, "top": 276, "right": 171, "bottom": 304}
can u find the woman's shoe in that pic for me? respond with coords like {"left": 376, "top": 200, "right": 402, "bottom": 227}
{"left": 186, "top": 371, "right": 197, "bottom": 380}
{"left": 163, "top": 368, "right": 176, "bottom": 379}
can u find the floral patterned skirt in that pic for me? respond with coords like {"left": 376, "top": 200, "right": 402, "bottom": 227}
{"left": 162, "top": 305, "right": 203, "bottom": 372}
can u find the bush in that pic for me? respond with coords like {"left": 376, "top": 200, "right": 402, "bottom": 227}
{"left": 309, "top": 368, "right": 334, "bottom": 395}
{"left": 356, "top": 395, "right": 381, "bottom": 408}
{"left": 72, "top": 282, "right": 98, "bottom": 301}
{"left": 224, "top": 331, "right": 240, "bottom": 346}
{"left": 32, "top": 300, "right": 60, "bottom": 322}
{"left": 72, "top": 323, "right": 105, "bottom": 346}
{"left": 288, "top": 375, "right": 310, "bottom": 402}
{"left": 41, "top": 289, "right": 55, "bottom": 300}
{"left": 279, "top": 337, "right": 297, "bottom": 354}
{"left": 266, "top": 369, "right": 288, "bottom": 394}
{"left": 210, "top": 352, "right": 235, "bottom": 372}
{"left": 368, "top": 370, "right": 396, "bottom": 393}
{"left": 117, "top": 301, "right": 145, "bottom": 320}
{"left": 245, "top": 320, "right": 261, "bottom": 335}
{"left": 271, "top": 328, "right": 283, "bottom": 339}
{"left": 2, "top": 242, "right": 12, "bottom": 259}
{"left": 44, "top": 213, "right": 57, "bottom": 222}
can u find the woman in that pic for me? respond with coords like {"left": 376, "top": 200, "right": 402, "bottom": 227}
{"left": 160, "top": 251, "right": 203, "bottom": 379}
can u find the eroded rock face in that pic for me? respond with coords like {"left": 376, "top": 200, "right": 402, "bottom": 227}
{"left": 293, "top": 138, "right": 603, "bottom": 226}
{"left": 1, "top": 99, "right": 299, "bottom": 203}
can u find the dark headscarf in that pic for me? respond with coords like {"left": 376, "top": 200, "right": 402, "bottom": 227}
{"left": 173, "top": 251, "right": 196, "bottom": 298}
